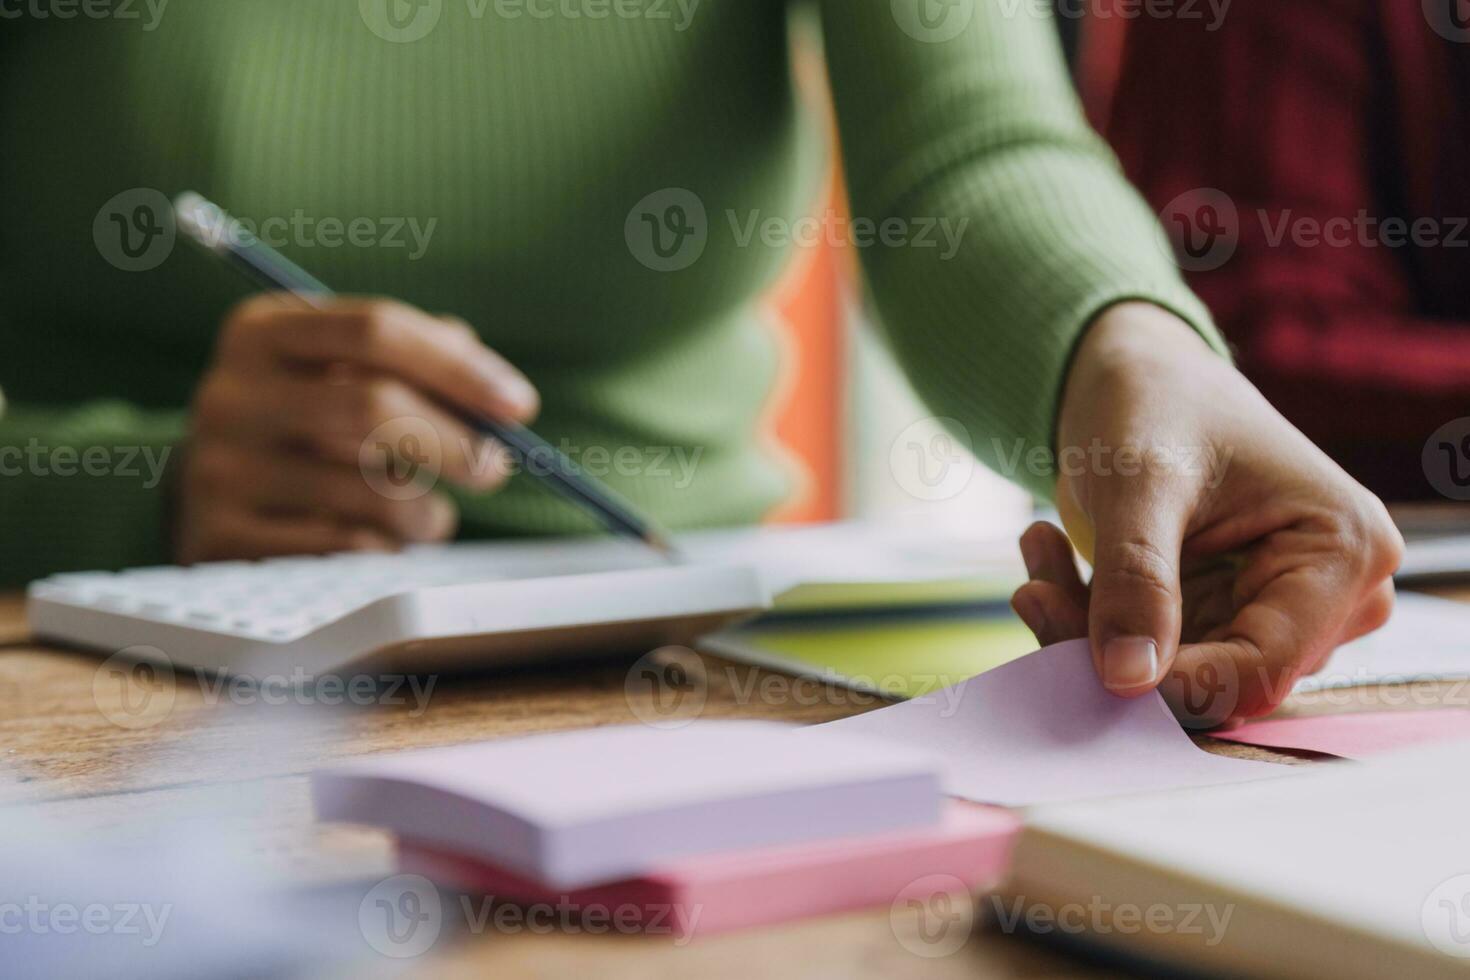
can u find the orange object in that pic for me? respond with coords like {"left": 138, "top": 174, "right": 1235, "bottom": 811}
{"left": 763, "top": 32, "right": 851, "bottom": 525}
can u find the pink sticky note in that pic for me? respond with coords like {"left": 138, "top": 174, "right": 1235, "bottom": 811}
{"left": 398, "top": 801, "right": 1019, "bottom": 939}
{"left": 1212, "top": 710, "right": 1470, "bottom": 759}
{"left": 814, "top": 640, "right": 1285, "bottom": 806}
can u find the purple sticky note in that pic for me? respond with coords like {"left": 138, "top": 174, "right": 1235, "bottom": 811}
{"left": 815, "top": 640, "right": 1285, "bottom": 806}
{"left": 1212, "top": 710, "right": 1470, "bottom": 759}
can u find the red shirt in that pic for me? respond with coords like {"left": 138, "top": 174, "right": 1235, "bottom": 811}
{"left": 1100, "top": 0, "right": 1470, "bottom": 501}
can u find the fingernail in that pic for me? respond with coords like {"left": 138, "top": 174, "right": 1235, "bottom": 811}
{"left": 1103, "top": 636, "right": 1159, "bottom": 690}
{"left": 495, "top": 374, "right": 539, "bottom": 416}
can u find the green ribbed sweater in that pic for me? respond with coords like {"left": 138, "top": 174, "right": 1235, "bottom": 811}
{"left": 0, "top": 1, "right": 1221, "bottom": 585}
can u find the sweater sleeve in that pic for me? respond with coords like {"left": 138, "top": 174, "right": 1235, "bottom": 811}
{"left": 0, "top": 400, "right": 184, "bottom": 585}
{"left": 816, "top": 0, "right": 1228, "bottom": 498}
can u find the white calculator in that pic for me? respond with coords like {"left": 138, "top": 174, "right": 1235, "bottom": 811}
{"left": 27, "top": 523, "right": 1021, "bottom": 677}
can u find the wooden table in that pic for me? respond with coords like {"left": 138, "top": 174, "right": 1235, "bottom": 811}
{"left": 3, "top": 589, "right": 1464, "bottom": 979}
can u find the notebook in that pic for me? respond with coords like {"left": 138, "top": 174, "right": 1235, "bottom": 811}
{"left": 1008, "top": 739, "right": 1470, "bottom": 978}
{"left": 312, "top": 720, "right": 942, "bottom": 889}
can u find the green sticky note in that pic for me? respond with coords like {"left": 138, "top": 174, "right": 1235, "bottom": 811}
{"left": 704, "top": 613, "right": 1040, "bottom": 699}
{"left": 771, "top": 574, "right": 1022, "bottom": 615}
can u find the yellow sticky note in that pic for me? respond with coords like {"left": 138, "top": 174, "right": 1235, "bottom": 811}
{"left": 710, "top": 614, "right": 1039, "bottom": 699}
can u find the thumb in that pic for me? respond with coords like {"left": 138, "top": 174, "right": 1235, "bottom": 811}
{"left": 1084, "top": 480, "right": 1188, "bottom": 696}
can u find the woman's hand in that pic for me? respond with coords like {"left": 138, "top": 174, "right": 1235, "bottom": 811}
{"left": 1010, "top": 303, "right": 1404, "bottom": 727}
{"left": 176, "top": 295, "right": 537, "bottom": 562}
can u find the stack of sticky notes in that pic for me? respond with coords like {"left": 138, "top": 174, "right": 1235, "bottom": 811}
{"left": 312, "top": 720, "right": 1019, "bottom": 938}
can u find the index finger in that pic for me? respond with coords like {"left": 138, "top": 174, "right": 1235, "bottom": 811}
{"left": 220, "top": 297, "right": 539, "bottom": 423}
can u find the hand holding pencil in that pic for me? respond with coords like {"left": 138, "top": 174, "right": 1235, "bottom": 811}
{"left": 172, "top": 193, "right": 679, "bottom": 564}
{"left": 177, "top": 293, "right": 536, "bottom": 561}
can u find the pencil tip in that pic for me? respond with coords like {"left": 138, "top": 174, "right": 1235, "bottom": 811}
{"left": 647, "top": 532, "right": 685, "bottom": 565}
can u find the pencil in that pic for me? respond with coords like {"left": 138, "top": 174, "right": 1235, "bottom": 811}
{"left": 173, "top": 192, "right": 682, "bottom": 562}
